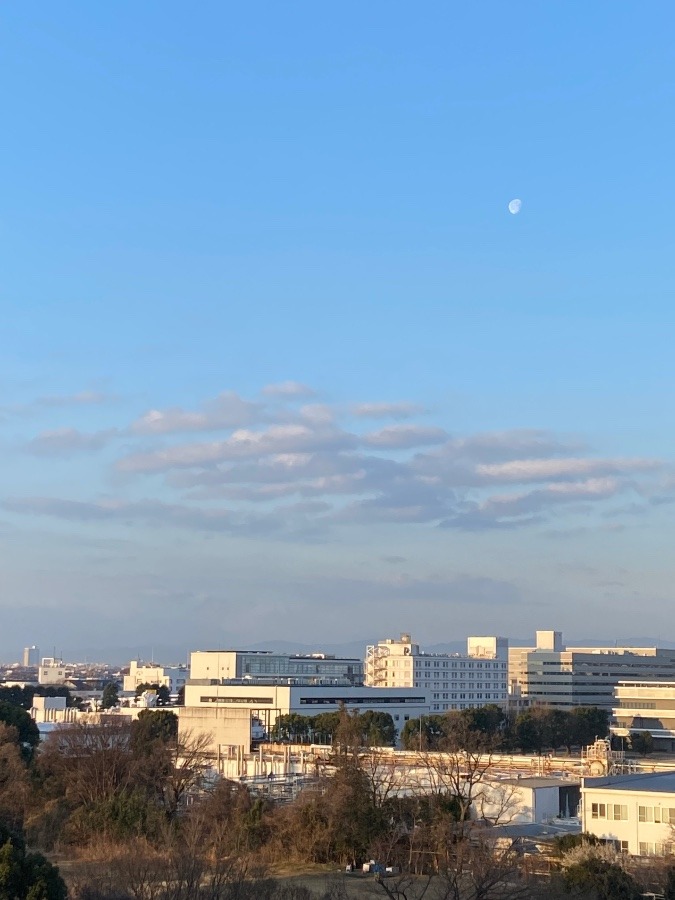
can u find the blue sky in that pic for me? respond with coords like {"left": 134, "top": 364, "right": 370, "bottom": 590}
{"left": 2, "top": 3, "right": 675, "bottom": 660}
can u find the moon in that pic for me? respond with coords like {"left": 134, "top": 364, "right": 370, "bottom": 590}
{"left": 508, "top": 198, "right": 522, "bottom": 215}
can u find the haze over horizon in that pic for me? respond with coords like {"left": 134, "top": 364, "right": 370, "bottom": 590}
{"left": 2, "top": 4, "right": 675, "bottom": 660}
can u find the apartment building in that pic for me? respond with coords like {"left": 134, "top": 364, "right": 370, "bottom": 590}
{"left": 509, "top": 631, "right": 675, "bottom": 711}
{"left": 364, "top": 633, "right": 509, "bottom": 711}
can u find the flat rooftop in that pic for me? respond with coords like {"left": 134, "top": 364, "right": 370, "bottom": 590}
{"left": 584, "top": 772, "right": 675, "bottom": 793}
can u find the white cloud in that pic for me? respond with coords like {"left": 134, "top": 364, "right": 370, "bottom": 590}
{"left": 476, "top": 457, "right": 659, "bottom": 483}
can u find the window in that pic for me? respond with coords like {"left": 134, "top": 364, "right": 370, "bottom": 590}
{"left": 639, "top": 806, "right": 653, "bottom": 823}
{"left": 591, "top": 803, "right": 606, "bottom": 819}
{"left": 609, "top": 804, "right": 628, "bottom": 821}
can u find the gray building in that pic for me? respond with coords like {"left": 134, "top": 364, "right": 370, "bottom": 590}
{"left": 509, "top": 631, "right": 675, "bottom": 711}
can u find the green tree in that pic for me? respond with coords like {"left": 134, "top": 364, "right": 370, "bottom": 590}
{"left": 0, "top": 703, "right": 39, "bottom": 759}
{"left": 0, "top": 823, "right": 66, "bottom": 900}
{"left": 630, "top": 730, "right": 654, "bottom": 756}
{"left": 569, "top": 707, "right": 610, "bottom": 749}
{"left": 100, "top": 682, "right": 119, "bottom": 709}
{"left": 131, "top": 709, "right": 178, "bottom": 747}
{"left": 462, "top": 704, "right": 505, "bottom": 737}
{"left": 400, "top": 715, "right": 448, "bottom": 750}
{"left": 359, "top": 711, "right": 396, "bottom": 746}
{"left": 272, "top": 713, "right": 311, "bottom": 743}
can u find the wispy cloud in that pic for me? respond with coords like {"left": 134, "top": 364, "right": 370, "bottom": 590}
{"left": 351, "top": 402, "right": 425, "bottom": 419}
{"left": 25, "top": 428, "right": 117, "bottom": 457}
{"left": 130, "top": 391, "right": 262, "bottom": 435}
{"left": 10, "top": 384, "right": 670, "bottom": 536}
{"left": 262, "top": 381, "right": 315, "bottom": 397}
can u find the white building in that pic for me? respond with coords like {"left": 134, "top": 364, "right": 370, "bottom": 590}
{"left": 365, "top": 633, "right": 509, "bottom": 711}
{"left": 478, "top": 775, "right": 581, "bottom": 824}
{"left": 189, "top": 650, "right": 363, "bottom": 685}
{"left": 582, "top": 772, "right": 675, "bottom": 856}
{"left": 123, "top": 660, "right": 188, "bottom": 694}
{"left": 509, "top": 631, "right": 675, "bottom": 711}
{"left": 184, "top": 679, "right": 429, "bottom": 738}
{"left": 611, "top": 681, "right": 675, "bottom": 752}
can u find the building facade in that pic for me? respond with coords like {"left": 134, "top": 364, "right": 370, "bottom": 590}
{"left": 189, "top": 650, "right": 363, "bottom": 685}
{"left": 365, "top": 633, "right": 509, "bottom": 711}
{"left": 508, "top": 631, "right": 675, "bottom": 711}
{"left": 582, "top": 772, "right": 675, "bottom": 856}
{"left": 123, "top": 660, "right": 188, "bottom": 694}
{"left": 38, "top": 658, "right": 67, "bottom": 685}
{"left": 183, "top": 679, "right": 429, "bottom": 737}
{"left": 612, "top": 681, "right": 675, "bottom": 752}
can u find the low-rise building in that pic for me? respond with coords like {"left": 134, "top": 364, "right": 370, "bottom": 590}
{"left": 38, "top": 658, "right": 67, "bottom": 685}
{"left": 184, "top": 678, "right": 429, "bottom": 738}
{"left": 123, "top": 660, "right": 188, "bottom": 694}
{"left": 582, "top": 772, "right": 675, "bottom": 856}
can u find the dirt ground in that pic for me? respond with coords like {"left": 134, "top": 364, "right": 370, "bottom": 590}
{"left": 275, "top": 869, "right": 391, "bottom": 898}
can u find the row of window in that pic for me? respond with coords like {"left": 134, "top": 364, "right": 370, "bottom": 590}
{"left": 385, "top": 659, "right": 506, "bottom": 669}
{"left": 591, "top": 803, "right": 628, "bottom": 820}
{"left": 638, "top": 806, "right": 675, "bottom": 824}
{"left": 590, "top": 803, "right": 675, "bottom": 825}
{"left": 432, "top": 692, "right": 505, "bottom": 700}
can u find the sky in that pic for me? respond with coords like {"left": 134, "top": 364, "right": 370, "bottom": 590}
{"left": 2, "top": 3, "right": 675, "bottom": 661}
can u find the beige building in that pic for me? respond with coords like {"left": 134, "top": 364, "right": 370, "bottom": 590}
{"left": 38, "top": 657, "right": 67, "bottom": 685}
{"left": 123, "top": 660, "right": 188, "bottom": 694}
{"left": 364, "top": 633, "right": 508, "bottom": 712}
{"left": 612, "top": 681, "right": 675, "bottom": 752}
{"left": 508, "top": 631, "right": 675, "bottom": 711}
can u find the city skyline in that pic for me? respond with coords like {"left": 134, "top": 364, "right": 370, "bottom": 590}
{"left": 3, "top": 4, "right": 675, "bottom": 658}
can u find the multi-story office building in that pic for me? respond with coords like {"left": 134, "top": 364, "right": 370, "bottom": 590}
{"left": 189, "top": 649, "right": 363, "bottom": 685}
{"left": 612, "top": 681, "right": 675, "bottom": 752}
{"left": 364, "top": 633, "right": 509, "bottom": 711}
{"left": 509, "top": 631, "right": 675, "bottom": 711}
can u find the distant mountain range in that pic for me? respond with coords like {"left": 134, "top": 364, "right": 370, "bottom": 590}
{"left": 20, "top": 635, "right": 675, "bottom": 667}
